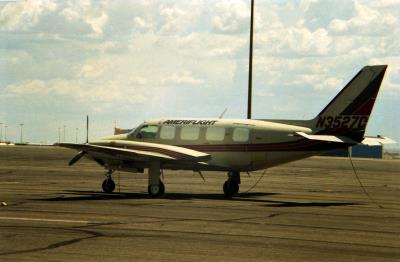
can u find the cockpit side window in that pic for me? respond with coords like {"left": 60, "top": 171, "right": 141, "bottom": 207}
{"left": 136, "top": 125, "right": 159, "bottom": 139}
{"left": 160, "top": 126, "right": 175, "bottom": 140}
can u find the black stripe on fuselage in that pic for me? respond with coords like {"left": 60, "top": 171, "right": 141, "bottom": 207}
{"left": 110, "top": 139, "right": 348, "bottom": 159}
{"left": 180, "top": 139, "right": 348, "bottom": 152}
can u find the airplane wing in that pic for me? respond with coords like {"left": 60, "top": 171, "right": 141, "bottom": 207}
{"left": 56, "top": 141, "right": 211, "bottom": 165}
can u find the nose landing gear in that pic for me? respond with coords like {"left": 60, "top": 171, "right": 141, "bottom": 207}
{"left": 148, "top": 162, "right": 165, "bottom": 197}
{"left": 148, "top": 181, "right": 165, "bottom": 197}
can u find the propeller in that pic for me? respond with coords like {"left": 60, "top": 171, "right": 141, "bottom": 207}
{"left": 69, "top": 151, "right": 86, "bottom": 166}
{"left": 67, "top": 115, "right": 90, "bottom": 166}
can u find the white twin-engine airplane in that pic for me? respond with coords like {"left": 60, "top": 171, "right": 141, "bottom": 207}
{"left": 58, "top": 65, "right": 394, "bottom": 197}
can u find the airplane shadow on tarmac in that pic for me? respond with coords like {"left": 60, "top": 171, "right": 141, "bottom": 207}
{"left": 33, "top": 190, "right": 359, "bottom": 208}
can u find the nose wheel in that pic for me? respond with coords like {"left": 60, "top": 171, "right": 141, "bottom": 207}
{"left": 148, "top": 181, "right": 165, "bottom": 197}
{"left": 147, "top": 162, "right": 166, "bottom": 197}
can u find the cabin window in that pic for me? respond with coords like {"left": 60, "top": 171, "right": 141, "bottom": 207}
{"left": 160, "top": 126, "right": 175, "bottom": 140}
{"left": 181, "top": 126, "right": 200, "bottom": 140}
{"left": 136, "top": 125, "right": 159, "bottom": 139}
{"left": 206, "top": 126, "right": 225, "bottom": 141}
{"left": 233, "top": 128, "right": 249, "bottom": 142}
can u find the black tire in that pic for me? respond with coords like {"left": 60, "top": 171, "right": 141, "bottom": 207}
{"left": 223, "top": 180, "right": 238, "bottom": 197}
{"left": 148, "top": 181, "right": 165, "bottom": 197}
{"left": 232, "top": 182, "right": 239, "bottom": 194}
{"left": 102, "top": 178, "right": 115, "bottom": 193}
{"left": 159, "top": 181, "right": 165, "bottom": 195}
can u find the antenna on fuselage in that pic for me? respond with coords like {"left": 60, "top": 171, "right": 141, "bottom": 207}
{"left": 247, "top": 0, "right": 254, "bottom": 119}
{"left": 219, "top": 108, "right": 228, "bottom": 119}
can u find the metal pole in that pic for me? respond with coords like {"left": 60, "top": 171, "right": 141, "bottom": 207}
{"left": 63, "top": 125, "right": 66, "bottom": 142}
{"left": 20, "top": 123, "right": 23, "bottom": 143}
{"left": 58, "top": 127, "right": 61, "bottom": 143}
{"left": 86, "top": 115, "right": 89, "bottom": 144}
{"left": 75, "top": 128, "right": 78, "bottom": 143}
{"left": 4, "top": 125, "right": 7, "bottom": 142}
{"left": 247, "top": 0, "right": 254, "bottom": 119}
{"left": 0, "top": 123, "right": 2, "bottom": 142}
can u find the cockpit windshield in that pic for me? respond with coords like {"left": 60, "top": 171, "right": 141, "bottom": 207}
{"left": 134, "top": 125, "right": 159, "bottom": 139}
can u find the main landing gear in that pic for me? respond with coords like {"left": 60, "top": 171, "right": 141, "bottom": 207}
{"left": 102, "top": 169, "right": 115, "bottom": 193}
{"left": 223, "top": 171, "right": 240, "bottom": 197}
{"left": 100, "top": 163, "right": 166, "bottom": 197}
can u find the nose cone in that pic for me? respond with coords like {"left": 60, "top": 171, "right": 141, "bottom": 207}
{"left": 101, "top": 134, "right": 128, "bottom": 140}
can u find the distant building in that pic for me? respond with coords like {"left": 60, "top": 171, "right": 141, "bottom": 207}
{"left": 321, "top": 144, "right": 383, "bottom": 159}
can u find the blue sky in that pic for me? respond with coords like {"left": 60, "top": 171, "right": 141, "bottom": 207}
{"left": 0, "top": 0, "right": 399, "bottom": 150}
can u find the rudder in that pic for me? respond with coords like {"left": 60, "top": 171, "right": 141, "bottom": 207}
{"left": 313, "top": 65, "right": 387, "bottom": 141}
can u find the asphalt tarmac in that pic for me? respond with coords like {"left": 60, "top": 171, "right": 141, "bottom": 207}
{"left": 0, "top": 146, "right": 399, "bottom": 261}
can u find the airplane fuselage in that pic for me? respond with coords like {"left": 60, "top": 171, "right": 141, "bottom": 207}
{"left": 94, "top": 118, "right": 344, "bottom": 172}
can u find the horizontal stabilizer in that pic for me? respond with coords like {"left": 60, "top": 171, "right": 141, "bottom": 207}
{"left": 361, "top": 136, "right": 396, "bottom": 146}
{"left": 295, "top": 132, "right": 357, "bottom": 144}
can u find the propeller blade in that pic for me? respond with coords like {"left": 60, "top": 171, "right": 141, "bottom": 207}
{"left": 69, "top": 151, "right": 86, "bottom": 166}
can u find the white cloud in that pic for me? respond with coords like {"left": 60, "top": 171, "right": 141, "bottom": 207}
{"left": 162, "top": 71, "right": 203, "bottom": 85}
{"left": 5, "top": 79, "right": 48, "bottom": 95}
{"left": 315, "top": 77, "right": 343, "bottom": 90}
{"left": 328, "top": 1, "right": 397, "bottom": 35}
{"left": 3, "top": 78, "right": 147, "bottom": 111}
{"left": 211, "top": 0, "right": 249, "bottom": 34}
{"left": 85, "top": 11, "right": 108, "bottom": 36}
{"left": 299, "top": 0, "right": 319, "bottom": 12}
{"left": 0, "top": 0, "right": 56, "bottom": 31}
{"left": 58, "top": 0, "right": 109, "bottom": 37}
{"left": 78, "top": 64, "right": 104, "bottom": 78}
{"left": 133, "top": 16, "right": 152, "bottom": 32}
{"left": 177, "top": 32, "right": 247, "bottom": 58}
{"left": 257, "top": 26, "right": 332, "bottom": 56}
{"left": 369, "top": 56, "right": 400, "bottom": 94}
{"left": 59, "top": 7, "right": 80, "bottom": 21}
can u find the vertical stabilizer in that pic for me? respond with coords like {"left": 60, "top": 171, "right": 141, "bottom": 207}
{"left": 313, "top": 65, "right": 387, "bottom": 141}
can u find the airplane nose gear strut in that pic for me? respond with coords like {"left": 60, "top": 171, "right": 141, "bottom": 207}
{"left": 102, "top": 169, "right": 116, "bottom": 193}
{"left": 148, "top": 162, "right": 165, "bottom": 197}
{"left": 223, "top": 171, "right": 240, "bottom": 197}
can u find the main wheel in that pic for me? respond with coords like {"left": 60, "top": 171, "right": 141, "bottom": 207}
{"left": 102, "top": 178, "right": 115, "bottom": 193}
{"left": 223, "top": 181, "right": 239, "bottom": 197}
{"left": 148, "top": 181, "right": 165, "bottom": 197}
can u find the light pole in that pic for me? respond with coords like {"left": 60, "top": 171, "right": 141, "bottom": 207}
{"left": 4, "top": 125, "right": 7, "bottom": 142}
{"left": 58, "top": 127, "right": 61, "bottom": 143}
{"left": 75, "top": 128, "right": 78, "bottom": 143}
{"left": 247, "top": 0, "right": 254, "bottom": 119}
{"left": 63, "top": 125, "right": 66, "bottom": 142}
{"left": 0, "top": 123, "right": 2, "bottom": 142}
{"left": 20, "top": 123, "right": 24, "bottom": 143}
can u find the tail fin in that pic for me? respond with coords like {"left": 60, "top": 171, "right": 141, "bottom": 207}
{"left": 313, "top": 65, "right": 387, "bottom": 141}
